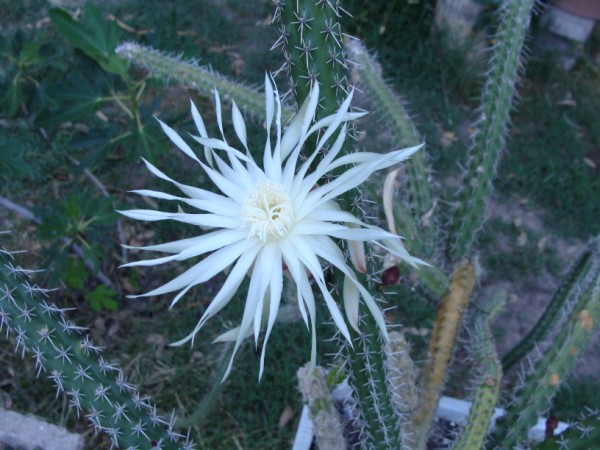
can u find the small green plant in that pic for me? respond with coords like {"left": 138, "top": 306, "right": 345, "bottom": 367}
{"left": 35, "top": 3, "right": 165, "bottom": 163}
{"left": 0, "top": 28, "right": 65, "bottom": 117}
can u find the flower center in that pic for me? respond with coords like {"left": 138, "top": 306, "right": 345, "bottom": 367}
{"left": 241, "top": 181, "right": 294, "bottom": 242}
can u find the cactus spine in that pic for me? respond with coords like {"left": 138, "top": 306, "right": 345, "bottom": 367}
{"left": 502, "top": 241, "right": 599, "bottom": 371}
{"left": 412, "top": 260, "right": 477, "bottom": 450}
{"left": 490, "top": 244, "right": 600, "bottom": 449}
{"left": 453, "top": 293, "right": 504, "bottom": 450}
{"left": 534, "top": 416, "right": 600, "bottom": 450}
{"left": 274, "top": 0, "right": 350, "bottom": 116}
{"left": 115, "top": 42, "right": 293, "bottom": 122}
{"left": 447, "top": 0, "right": 535, "bottom": 261}
{"left": 0, "top": 236, "right": 192, "bottom": 449}
{"left": 344, "top": 316, "right": 405, "bottom": 449}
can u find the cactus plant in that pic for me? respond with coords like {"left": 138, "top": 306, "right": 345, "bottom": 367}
{"left": 3, "top": 0, "right": 599, "bottom": 448}
{"left": 0, "top": 234, "right": 192, "bottom": 450}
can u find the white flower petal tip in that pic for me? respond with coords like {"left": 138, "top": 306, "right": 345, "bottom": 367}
{"left": 122, "top": 74, "right": 423, "bottom": 379}
{"left": 343, "top": 277, "right": 360, "bottom": 332}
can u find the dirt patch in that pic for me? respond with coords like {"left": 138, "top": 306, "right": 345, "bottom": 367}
{"left": 480, "top": 197, "right": 600, "bottom": 381}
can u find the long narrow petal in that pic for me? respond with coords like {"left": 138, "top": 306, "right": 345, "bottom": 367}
{"left": 135, "top": 238, "right": 258, "bottom": 298}
{"left": 122, "top": 234, "right": 220, "bottom": 254}
{"left": 307, "top": 235, "right": 389, "bottom": 341}
{"left": 130, "top": 189, "right": 239, "bottom": 217}
{"left": 118, "top": 209, "right": 173, "bottom": 222}
{"left": 190, "top": 99, "right": 213, "bottom": 166}
{"left": 231, "top": 100, "right": 248, "bottom": 150}
{"left": 169, "top": 212, "right": 240, "bottom": 229}
{"left": 140, "top": 158, "right": 224, "bottom": 203}
{"left": 343, "top": 276, "right": 360, "bottom": 332}
{"left": 156, "top": 119, "right": 201, "bottom": 164}
{"left": 214, "top": 88, "right": 227, "bottom": 143}
{"left": 120, "top": 229, "right": 246, "bottom": 268}
{"left": 259, "top": 246, "right": 283, "bottom": 378}
{"left": 171, "top": 244, "right": 261, "bottom": 346}
{"left": 281, "top": 83, "right": 320, "bottom": 185}
{"left": 383, "top": 168, "right": 400, "bottom": 235}
{"left": 286, "top": 236, "right": 352, "bottom": 344}
{"left": 224, "top": 247, "right": 272, "bottom": 380}
{"left": 283, "top": 249, "right": 318, "bottom": 369}
{"left": 292, "top": 123, "right": 348, "bottom": 201}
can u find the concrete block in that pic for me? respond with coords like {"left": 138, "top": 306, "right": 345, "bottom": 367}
{"left": 0, "top": 408, "right": 84, "bottom": 450}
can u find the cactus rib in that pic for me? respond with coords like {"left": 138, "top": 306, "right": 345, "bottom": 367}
{"left": 0, "top": 236, "right": 191, "bottom": 449}
{"left": 447, "top": 0, "right": 535, "bottom": 261}
{"left": 115, "top": 42, "right": 293, "bottom": 122}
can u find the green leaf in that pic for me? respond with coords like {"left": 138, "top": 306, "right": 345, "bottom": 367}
{"left": 64, "top": 258, "right": 88, "bottom": 290}
{"left": 86, "top": 285, "right": 118, "bottom": 312}
{"left": 0, "top": 136, "right": 33, "bottom": 178}
{"left": 35, "top": 76, "right": 112, "bottom": 127}
{"left": 49, "top": 4, "right": 128, "bottom": 80}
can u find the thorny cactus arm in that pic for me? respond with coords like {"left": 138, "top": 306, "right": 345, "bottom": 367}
{"left": 115, "top": 42, "right": 294, "bottom": 122}
{"left": 490, "top": 247, "right": 600, "bottom": 449}
{"left": 453, "top": 293, "right": 504, "bottom": 450}
{"left": 0, "top": 235, "right": 193, "bottom": 450}
{"left": 502, "top": 239, "right": 600, "bottom": 371}
{"left": 273, "top": 0, "right": 350, "bottom": 115}
{"left": 447, "top": 0, "right": 535, "bottom": 261}
{"left": 412, "top": 260, "right": 477, "bottom": 450}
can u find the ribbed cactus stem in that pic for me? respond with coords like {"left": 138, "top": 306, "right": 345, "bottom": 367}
{"left": 115, "top": 42, "right": 293, "bottom": 122}
{"left": 447, "top": 0, "right": 535, "bottom": 260}
{"left": 502, "top": 238, "right": 600, "bottom": 371}
{"left": 345, "top": 313, "right": 404, "bottom": 449}
{"left": 0, "top": 236, "right": 192, "bottom": 449}
{"left": 534, "top": 417, "right": 600, "bottom": 450}
{"left": 274, "top": 0, "right": 350, "bottom": 115}
{"left": 346, "top": 40, "right": 436, "bottom": 258}
{"left": 453, "top": 293, "right": 504, "bottom": 450}
{"left": 491, "top": 256, "right": 600, "bottom": 449}
{"left": 383, "top": 331, "right": 419, "bottom": 450}
{"left": 412, "top": 260, "right": 477, "bottom": 450}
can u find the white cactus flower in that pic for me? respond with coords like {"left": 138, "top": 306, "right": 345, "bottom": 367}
{"left": 120, "top": 75, "right": 423, "bottom": 379}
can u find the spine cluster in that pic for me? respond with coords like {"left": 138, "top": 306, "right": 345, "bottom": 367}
{"left": 272, "top": 0, "right": 350, "bottom": 114}
{"left": 0, "top": 235, "right": 193, "bottom": 450}
{"left": 447, "top": 0, "right": 535, "bottom": 261}
{"left": 115, "top": 42, "right": 293, "bottom": 122}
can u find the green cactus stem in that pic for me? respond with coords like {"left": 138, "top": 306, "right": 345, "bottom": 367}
{"left": 502, "top": 238, "right": 600, "bottom": 371}
{"left": 533, "top": 417, "right": 600, "bottom": 450}
{"left": 115, "top": 42, "right": 293, "bottom": 122}
{"left": 274, "top": 0, "right": 350, "bottom": 115}
{"left": 490, "top": 262, "right": 600, "bottom": 449}
{"left": 412, "top": 260, "right": 477, "bottom": 450}
{"left": 447, "top": 0, "right": 535, "bottom": 261}
{"left": 0, "top": 235, "right": 191, "bottom": 449}
{"left": 453, "top": 293, "right": 504, "bottom": 450}
{"left": 345, "top": 313, "right": 405, "bottom": 449}
{"left": 346, "top": 40, "right": 436, "bottom": 259}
